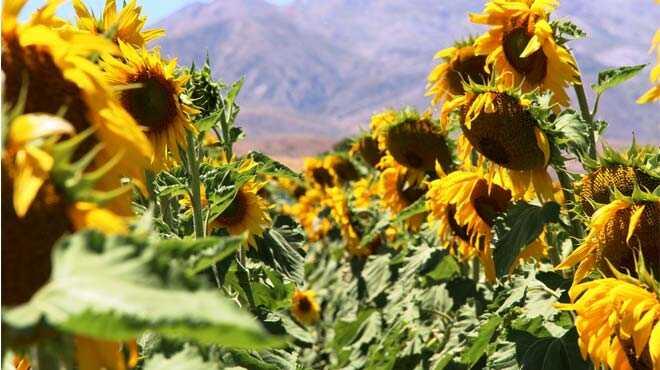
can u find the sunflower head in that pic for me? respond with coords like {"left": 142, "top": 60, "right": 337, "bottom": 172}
{"left": 470, "top": 0, "right": 578, "bottom": 106}
{"left": 327, "top": 186, "right": 380, "bottom": 257}
{"left": 73, "top": 0, "right": 165, "bottom": 47}
{"left": 210, "top": 180, "right": 271, "bottom": 248}
{"left": 459, "top": 88, "right": 548, "bottom": 171}
{"left": 291, "top": 289, "right": 320, "bottom": 326}
{"left": 325, "top": 154, "right": 359, "bottom": 185}
{"left": 378, "top": 108, "right": 454, "bottom": 175}
{"left": 304, "top": 157, "right": 335, "bottom": 189}
{"left": 558, "top": 190, "right": 660, "bottom": 283}
{"left": 427, "top": 39, "right": 490, "bottom": 104}
{"left": 103, "top": 42, "right": 196, "bottom": 167}
{"left": 286, "top": 187, "right": 332, "bottom": 242}
{"left": 350, "top": 134, "right": 384, "bottom": 168}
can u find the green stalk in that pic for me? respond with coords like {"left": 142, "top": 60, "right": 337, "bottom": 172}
{"left": 159, "top": 194, "right": 174, "bottom": 230}
{"left": 571, "top": 57, "right": 597, "bottom": 160}
{"left": 186, "top": 131, "right": 205, "bottom": 238}
{"left": 236, "top": 248, "right": 256, "bottom": 311}
{"left": 555, "top": 166, "right": 584, "bottom": 250}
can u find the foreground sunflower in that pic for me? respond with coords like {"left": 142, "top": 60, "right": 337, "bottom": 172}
{"left": 443, "top": 83, "right": 554, "bottom": 201}
{"left": 2, "top": 0, "right": 153, "bottom": 214}
{"left": 73, "top": 0, "right": 165, "bottom": 47}
{"left": 427, "top": 39, "right": 490, "bottom": 105}
{"left": 2, "top": 113, "right": 127, "bottom": 306}
{"left": 558, "top": 272, "right": 660, "bottom": 370}
{"left": 102, "top": 42, "right": 196, "bottom": 168}
{"left": 556, "top": 194, "right": 660, "bottom": 283}
{"left": 579, "top": 144, "right": 660, "bottom": 215}
{"left": 210, "top": 180, "right": 271, "bottom": 248}
{"left": 291, "top": 290, "right": 321, "bottom": 326}
{"left": 377, "top": 154, "right": 427, "bottom": 230}
{"left": 470, "top": 0, "right": 578, "bottom": 106}
{"left": 638, "top": 30, "right": 660, "bottom": 104}
{"left": 427, "top": 169, "right": 546, "bottom": 281}
{"left": 375, "top": 108, "right": 454, "bottom": 177}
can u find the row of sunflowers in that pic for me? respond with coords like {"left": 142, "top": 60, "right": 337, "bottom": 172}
{"left": 1, "top": 0, "right": 659, "bottom": 369}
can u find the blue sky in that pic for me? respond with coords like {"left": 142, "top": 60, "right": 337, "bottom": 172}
{"left": 22, "top": 0, "right": 294, "bottom": 23}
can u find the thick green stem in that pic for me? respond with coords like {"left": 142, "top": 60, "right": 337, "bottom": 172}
{"left": 186, "top": 131, "right": 205, "bottom": 238}
{"left": 555, "top": 166, "right": 584, "bottom": 250}
{"left": 159, "top": 194, "right": 174, "bottom": 230}
{"left": 571, "top": 58, "right": 597, "bottom": 160}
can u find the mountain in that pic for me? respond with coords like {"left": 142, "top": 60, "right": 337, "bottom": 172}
{"left": 157, "top": 0, "right": 659, "bottom": 162}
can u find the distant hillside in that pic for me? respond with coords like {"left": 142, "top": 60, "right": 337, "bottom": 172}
{"left": 157, "top": 0, "right": 659, "bottom": 159}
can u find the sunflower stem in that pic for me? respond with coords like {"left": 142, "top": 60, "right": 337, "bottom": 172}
{"left": 555, "top": 165, "right": 584, "bottom": 250}
{"left": 159, "top": 194, "right": 174, "bottom": 231}
{"left": 236, "top": 248, "right": 256, "bottom": 311}
{"left": 571, "top": 68, "right": 597, "bottom": 160}
{"left": 186, "top": 131, "right": 205, "bottom": 238}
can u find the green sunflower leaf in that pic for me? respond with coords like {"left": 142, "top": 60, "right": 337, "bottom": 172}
{"left": 143, "top": 346, "right": 220, "bottom": 370}
{"left": 393, "top": 196, "right": 428, "bottom": 223}
{"left": 592, "top": 64, "right": 647, "bottom": 95}
{"left": 246, "top": 151, "right": 301, "bottom": 180}
{"left": 155, "top": 235, "right": 243, "bottom": 275}
{"left": 492, "top": 202, "right": 560, "bottom": 278}
{"left": 3, "top": 231, "right": 279, "bottom": 349}
{"left": 507, "top": 327, "right": 589, "bottom": 370}
{"left": 460, "top": 315, "right": 503, "bottom": 368}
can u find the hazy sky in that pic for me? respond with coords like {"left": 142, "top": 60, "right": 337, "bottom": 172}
{"left": 21, "top": 0, "right": 294, "bottom": 23}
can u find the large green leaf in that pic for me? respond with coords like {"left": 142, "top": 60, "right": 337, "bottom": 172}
{"left": 460, "top": 315, "right": 502, "bottom": 368}
{"left": 251, "top": 215, "right": 305, "bottom": 284}
{"left": 362, "top": 254, "right": 392, "bottom": 301}
{"left": 246, "top": 151, "right": 301, "bottom": 180}
{"left": 143, "top": 347, "right": 220, "bottom": 370}
{"left": 155, "top": 235, "right": 242, "bottom": 275}
{"left": 3, "top": 231, "right": 279, "bottom": 349}
{"left": 393, "top": 197, "right": 428, "bottom": 223}
{"left": 592, "top": 64, "right": 646, "bottom": 94}
{"left": 508, "top": 327, "right": 589, "bottom": 370}
{"left": 493, "top": 202, "right": 560, "bottom": 278}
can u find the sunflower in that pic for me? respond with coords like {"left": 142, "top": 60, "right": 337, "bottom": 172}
{"left": 75, "top": 336, "right": 138, "bottom": 370}
{"left": 73, "top": 0, "right": 165, "bottom": 47}
{"left": 427, "top": 169, "right": 546, "bottom": 281}
{"left": 427, "top": 40, "right": 490, "bottom": 105}
{"left": 327, "top": 186, "right": 379, "bottom": 257}
{"left": 350, "top": 134, "right": 384, "bottom": 168}
{"left": 285, "top": 187, "right": 332, "bottom": 242}
{"left": 470, "top": 0, "right": 578, "bottom": 106}
{"left": 2, "top": 113, "right": 127, "bottom": 307}
{"left": 377, "top": 154, "right": 427, "bottom": 229}
{"left": 638, "top": 30, "right": 660, "bottom": 104}
{"left": 369, "top": 109, "right": 399, "bottom": 139}
{"left": 303, "top": 157, "right": 335, "bottom": 189}
{"left": 557, "top": 273, "right": 660, "bottom": 370}
{"left": 102, "top": 42, "right": 196, "bottom": 168}
{"left": 210, "top": 180, "right": 271, "bottom": 248}
{"left": 2, "top": 0, "right": 153, "bottom": 214}
{"left": 375, "top": 108, "right": 454, "bottom": 177}
{"left": 443, "top": 84, "right": 555, "bottom": 201}
{"left": 291, "top": 289, "right": 321, "bottom": 326}
{"left": 557, "top": 196, "right": 660, "bottom": 283}
{"left": 325, "top": 154, "right": 359, "bottom": 185}
{"left": 352, "top": 177, "right": 377, "bottom": 210}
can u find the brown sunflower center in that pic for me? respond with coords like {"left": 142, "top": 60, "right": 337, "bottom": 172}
{"left": 121, "top": 71, "right": 178, "bottom": 134}
{"left": 397, "top": 177, "right": 426, "bottom": 205}
{"left": 386, "top": 119, "right": 453, "bottom": 174}
{"left": 597, "top": 202, "right": 659, "bottom": 278}
{"left": 2, "top": 165, "right": 72, "bottom": 306}
{"left": 332, "top": 159, "right": 359, "bottom": 184}
{"left": 446, "top": 204, "right": 470, "bottom": 242}
{"left": 312, "top": 167, "right": 334, "bottom": 187}
{"left": 357, "top": 136, "right": 383, "bottom": 167}
{"left": 461, "top": 93, "right": 546, "bottom": 171}
{"left": 502, "top": 27, "right": 547, "bottom": 84}
{"left": 471, "top": 180, "right": 512, "bottom": 226}
{"left": 298, "top": 296, "right": 312, "bottom": 312}
{"left": 447, "top": 55, "right": 489, "bottom": 96}
{"left": 580, "top": 165, "right": 660, "bottom": 215}
{"left": 2, "top": 40, "right": 89, "bottom": 133}
{"left": 215, "top": 190, "right": 248, "bottom": 227}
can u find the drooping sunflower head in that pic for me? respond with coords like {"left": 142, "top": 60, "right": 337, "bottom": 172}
{"left": 579, "top": 144, "right": 660, "bottom": 215}
{"left": 324, "top": 154, "right": 359, "bottom": 185}
{"left": 291, "top": 289, "right": 321, "bottom": 326}
{"left": 2, "top": 0, "right": 153, "bottom": 212}
{"left": 378, "top": 154, "right": 427, "bottom": 229}
{"left": 350, "top": 134, "right": 384, "bottom": 168}
{"left": 210, "top": 180, "right": 272, "bottom": 248}
{"left": 327, "top": 186, "right": 380, "bottom": 258}
{"left": 470, "top": 0, "right": 578, "bottom": 106}
{"left": 557, "top": 273, "right": 660, "bottom": 370}
{"left": 557, "top": 191, "right": 660, "bottom": 283}
{"left": 426, "top": 170, "right": 513, "bottom": 281}
{"left": 427, "top": 38, "right": 490, "bottom": 105}
{"left": 376, "top": 108, "right": 454, "bottom": 175}
{"left": 303, "top": 157, "right": 335, "bottom": 189}
{"left": 73, "top": 0, "right": 165, "bottom": 47}
{"left": 102, "top": 42, "right": 196, "bottom": 167}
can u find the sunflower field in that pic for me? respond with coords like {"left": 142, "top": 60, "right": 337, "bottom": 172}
{"left": 2, "top": 0, "right": 659, "bottom": 369}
